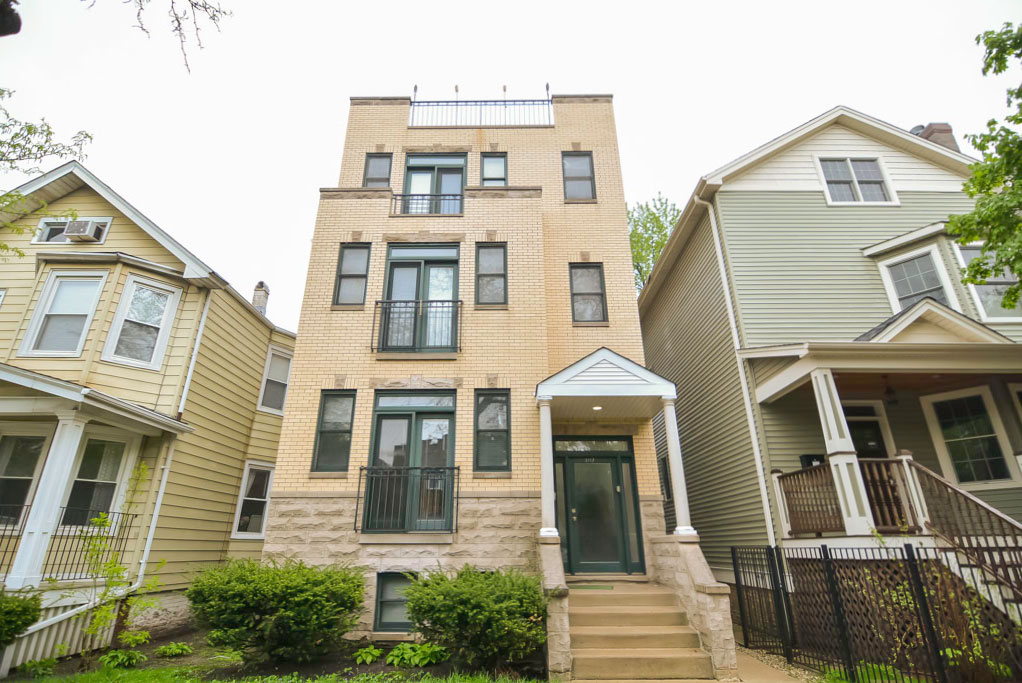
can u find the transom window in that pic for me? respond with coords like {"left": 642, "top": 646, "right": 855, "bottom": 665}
{"left": 569, "top": 263, "right": 608, "bottom": 322}
{"left": 258, "top": 348, "right": 292, "bottom": 414}
{"left": 820, "top": 158, "right": 891, "bottom": 203}
{"left": 62, "top": 439, "right": 126, "bottom": 526}
{"left": 475, "top": 244, "right": 507, "bottom": 305}
{"left": 922, "top": 388, "right": 1016, "bottom": 487}
{"left": 33, "top": 217, "right": 111, "bottom": 244}
{"left": 313, "top": 391, "right": 355, "bottom": 472}
{"left": 887, "top": 253, "right": 948, "bottom": 309}
{"left": 233, "top": 461, "right": 274, "bottom": 538}
{"left": 958, "top": 245, "right": 1022, "bottom": 319}
{"left": 481, "top": 153, "right": 507, "bottom": 186}
{"left": 475, "top": 389, "right": 510, "bottom": 471}
{"left": 363, "top": 154, "right": 392, "bottom": 188}
{"left": 21, "top": 270, "right": 107, "bottom": 357}
{"left": 335, "top": 243, "right": 371, "bottom": 305}
{"left": 562, "top": 152, "right": 595, "bottom": 200}
{"left": 101, "top": 275, "right": 181, "bottom": 369}
{"left": 0, "top": 434, "right": 47, "bottom": 524}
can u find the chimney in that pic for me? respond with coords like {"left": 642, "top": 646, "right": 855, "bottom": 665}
{"left": 911, "top": 122, "right": 960, "bottom": 153}
{"left": 252, "top": 281, "right": 270, "bottom": 315}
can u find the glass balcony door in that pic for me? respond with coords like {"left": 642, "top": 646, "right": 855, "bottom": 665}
{"left": 380, "top": 246, "right": 459, "bottom": 352}
{"left": 403, "top": 155, "right": 465, "bottom": 214}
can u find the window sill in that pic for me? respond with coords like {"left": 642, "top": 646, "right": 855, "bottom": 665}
{"left": 375, "top": 352, "right": 458, "bottom": 360}
{"left": 231, "top": 534, "right": 266, "bottom": 541}
{"left": 573, "top": 321, "right": 609, "bottom": 327}
{"left": 474, "top": 304, "right": 508, "bottom": 310}
{"left": 564, "top": 199, "right": 598, "bottom": 204}
{"left": 359, "top": 533, "right": 453, "bottom": 544}
{"left": 331, "top": 304, "right": 365, "bottom": 311}
{"left": 369, "top": 631, "right": 416, "bottom": 641}
{"left": 388, "top": 213, "right": 463, "bottom": 218}
{"left": 99, "top": 356, "right": 163, "bottom": 372}
{"left": 825, "top": 200, "right": 901, "bottom": 208}
{"left": 949, "top": 478, "right": 1022, "bottom": 492}
{"left": 257, "top": 407, "right": 285, "bottom": 416}
{"left": 309, "top": 471, "right": 348, "bottom": 479}
{"left": 473, "top": 471, "right": 512, "bottom": 479}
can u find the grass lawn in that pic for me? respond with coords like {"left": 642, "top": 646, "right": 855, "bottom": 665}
{"left": 33, "top": 671, "right": 538, "bottom": 683}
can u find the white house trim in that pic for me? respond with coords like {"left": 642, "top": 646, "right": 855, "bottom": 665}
{"left": 231, "top": 460, "right": 275, "bottom": 540}
{"left": 256, "top": 344, "right": 293, "bottom": 416}
{"left": 865, "top": 299, "right": 1007, "bottom": 344}
{"left": 56, "top": 427, "right": 143, "bottom": 535}
{"left": 0, "top": 423, "right": 56, "bottom": 526}
{"left": 875, "top": 245, "right": 960, "bottom": 315}
{"left": 811, "top": 155, "right": 900, "bottom": 207}
{"left": 30, "top": 216, "right": 113, "bottom": 246}
{"left": 535, "top": 347, "right": 676, "bottom": 399}
{"left": 951, "top": 241, "right": 1022, "bottom": 324}
{"left": 100, "top": 274, "right": 183, "bottom": 371}
{"left": 862, "top": 222, "right": 948, "bottom": 258}
{"left": 17, "top": 269, "right": 108, "bottom": 359}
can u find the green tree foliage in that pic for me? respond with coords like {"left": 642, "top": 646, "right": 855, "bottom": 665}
{"left": 0, "top": 589, "right": 42, "bottom": 648}
{"left": 628, "top": 193, "right": 681, "bottom": 291}
{"left": 949, "top": 22, "right": 1022, "bottom": 310}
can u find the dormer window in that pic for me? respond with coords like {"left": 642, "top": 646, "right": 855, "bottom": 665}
{"left": 876, "top": 245, "right": 959, "bottom": 313}
{"left": 32, "top": 217, "right": 111, "bottom": 244}
{"left": 819, "top": 158, "right": 893, "bottom": 204}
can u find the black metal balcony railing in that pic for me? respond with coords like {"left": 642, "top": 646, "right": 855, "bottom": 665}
{"left": 409, "top": 99, "right": 554, "bottom": 127}
{"left": 42, "top": 508, "right": 138, "bottom": 581}
{"left": 355, "top": 467, "right": 460, "bottom": 533}
{"left": 372, "top": 300, "right": 462, "bottom": 353}
{"left": 0, "top": 504, "right": 29, "bottom": 578}
{"left": 392, "top": 194, "right": 463, "bottom": 215}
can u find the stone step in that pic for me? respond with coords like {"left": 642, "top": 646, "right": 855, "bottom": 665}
{"left": 567, "top": 573, "right": 650, "bottom": 583}
{"left": 569, "top": 606, "right": 688, "bottom": 627}
{"left": 571, "top": 625, "right": 700, "bottom": 649}
{"left": 572, "top": 648, "right": 714, "bottom": 680}
{"left": 570, "top": 587, "right": 677, "bottom": 607}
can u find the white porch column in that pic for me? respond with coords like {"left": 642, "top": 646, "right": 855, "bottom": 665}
{"left": 661, "top": 399, "right": 697, "bottom": 535}
{"left": 538, "top": 396, "right": 558, "bottom": 538}
{"left": 809, "top": 368, "right": 875, "bottom": 536}
{"left": 5, "top": 411, "right": 89, "bottom": 589}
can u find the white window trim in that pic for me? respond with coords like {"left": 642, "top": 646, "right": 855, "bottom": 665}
{"left": 31, "top": 216, "right": 112, "bottom": 246}
{"left": 256, "top": 345, "right": 293, "bottom": 416}
{"left": 812, "top": 155, "right": 900, "bottom": 207}
{"left": 919, "top": 385, "right": 1022, "bottom": 491}
{"left": 951, "top": 241, "right": 1022, "bottom": 324}
{"left": 56, "top": 428, "right": 142, "bottom": 533}
{"left": 18, "top": 269, "right": 109, "bottom": 358}
{"left": 231, "top": 460, "right": 275, "bottom": 540}
{"left": 876, "top": 244, "right": 961, "bottom": 315}
{"left": 841, "top": 400, "right": 896, "bottom": 456}
{"left": 0, "top": 289, "right": 6, "bottom": 310}
{"left": 0, "top": 423, "right": 56, "bottom": 526}
{"left": 100, "top": 274, "right": 182, "bottom": 371}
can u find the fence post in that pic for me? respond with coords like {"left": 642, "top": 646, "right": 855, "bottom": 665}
{"left": 820, "top": 545, "right": 856, "bottom": 682}
{"left": 904, "top": 544, "right": 948, "bottom": 683}
{"left": 767, "top": 546, "right": 794, "bottom": 663}
{"left": 731, "top": 547, "right": 751, "bottom": 648}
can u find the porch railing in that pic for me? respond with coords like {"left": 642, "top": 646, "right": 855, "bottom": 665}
{"left": 391, "top": 193, "right": 463, "bottom": 215}
{"left": 0, "top": 504, "right": 29, "bottom": 578}
{"left": 354, "top": 467, "right": 460, "bottom": 533}
{"left": 42, "top": 508, "right": 139, "bottom": 581}
{"left": 409, "top": 99, "right": 554, "bottom": 127}
{"left": 776, "top": 465, "right": 845, "bottom": 535}
{"left": 858, "top": 458, "right": 920, "bottom": 533}
{"left": 372, "top": 300, "right": 462, "bottom": 353}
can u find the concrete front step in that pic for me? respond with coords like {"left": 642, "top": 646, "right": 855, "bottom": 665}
{"left": 569, "top": 605, "right": 688, "bottom": 627}
{"left": 570, "top": 587, "right": 678, "bottom": 607}
{"left": 567, "top": 573, "right": 650, "bottom": 583}
{"left": 570, "top": 625, "right": 700, "bottom": 649}
{"left": 572, "top": 648, "right": 714, "bottom": 680}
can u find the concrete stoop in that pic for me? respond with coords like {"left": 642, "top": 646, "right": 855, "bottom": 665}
{"left": 568, "top": 581, "right": 715, "bottom": 682}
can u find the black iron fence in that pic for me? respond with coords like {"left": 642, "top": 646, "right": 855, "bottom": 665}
{"left": 0, "top": 504, "right": 29, "bottom": 578}
{"left": 409, "top": 99, "right": 554, "bottom": 127}
{"left": 732, "top": 544, "right": 1022, "bottom": 682}
{"left": 42, "top": 508, "right": 138, "bottom": 581}
{"left": 391, "top": 193, "right": 463, "bottom": 215}
{"left": 372, "top": 300, "right": 462, "bottom": 353}
{"left": 355, "top": 467, "right": 459, "bottom": 533}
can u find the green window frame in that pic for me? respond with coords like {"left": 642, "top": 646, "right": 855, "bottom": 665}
{"left": 481, "top": 153, "right": 507, "bottom": 186}
{"left": 312, "top": 390, "right": 355, "bottom": 472}
{"left": 474, "top": 389, "right": 510, "bottom": 471}
{"left": 562, "top": 152, "right": 595, "bottom": 200}
{"left": 363, "top": 154, "right": 392, "bottom": 188}
{"left": 569, "top": 263, "right": 608, "bottom": 322}
{"left": 375, "top": 572, "right": 414, "bottom": 631}
{"left": 475, "top": 243, "right": 507, "bottom": 305}
{"left": 334, "top": 243, "right": 371, "bottom": 305}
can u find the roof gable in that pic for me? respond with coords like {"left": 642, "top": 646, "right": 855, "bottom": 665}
{"left": 537, "top": 347, "right": 676, "bottom": 399}
{"left": 856, "top": 298, "right": 1011, "bottom": 344}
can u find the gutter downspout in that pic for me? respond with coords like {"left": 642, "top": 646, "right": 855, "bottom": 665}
{"left": 178, "top": 290, "right": 211, "bottom": 418}
{"left": 693, "top": 195, "right": 777, "bottom": 546}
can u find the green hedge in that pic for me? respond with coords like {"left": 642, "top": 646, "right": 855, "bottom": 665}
{"left": 404, "top": 566, "right": 547, "bottom": 668}
{"left": 186, "top": 559, "right": 364, "bottom": 663}
{"left": 0, "top": 590, "right": 42, "bottom": 649}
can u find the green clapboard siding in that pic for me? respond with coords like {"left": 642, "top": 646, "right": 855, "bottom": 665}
{"left": 641, "top": 214, "right": 769, "bottom": 573}
{"left": 716, "top": 191, "right": 976, "bottom": 347}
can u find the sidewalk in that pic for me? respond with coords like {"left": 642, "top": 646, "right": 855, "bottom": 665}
{"left": 736, "top": 649, "right": 810, "bottom": 682}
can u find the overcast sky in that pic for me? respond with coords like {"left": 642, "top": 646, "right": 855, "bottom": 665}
{"left": 2, "top": 1, "right": 1020, "bottom": 330}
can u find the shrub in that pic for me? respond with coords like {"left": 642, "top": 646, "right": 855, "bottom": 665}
{"left": 404, "top": 565, "right": 547, "bottom": 667}
{"left": 154, "top": 641, "right": 194, "bottom": 657}
{"left": 18, "top": 658, "right": 56, "bottom": 678}
{"left": 98, "top": 648, "right": 147, "bottom": 668}
{"left": 385, "top": 643, "right": 417, "bottom": 668}
{"left": 186, "top": 558, "right": 364, "bottom": 663}
{"left": 0, "top": 590, "right": 41, "bottom": 649}
{"left": 354, "top": 645, "right": 383, "bottom": 665}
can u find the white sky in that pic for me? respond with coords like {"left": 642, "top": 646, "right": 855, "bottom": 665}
{"left": 1, "top": 0, "right": 1020, "bottom": 330}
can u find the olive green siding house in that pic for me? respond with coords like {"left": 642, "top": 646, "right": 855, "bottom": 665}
{"left": 639, "top": 107, "right": 1022, "bottom": 582}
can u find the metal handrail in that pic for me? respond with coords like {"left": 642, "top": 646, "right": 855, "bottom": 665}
{"left": 42, "top": 508, "right": 139, "bottom": 581}
{"left": 0, "top": 504, "right": 29, "bottom": 578}
{"left": 371, "top": 299, "right": 462, "bottom": 353}
{"left": 409, "top": 99, "right": 554, "bottom": 127}
{"left": 391, "top": 193, "right": 463, "bottom": 215}
{"left": 354, "top": 466, "right": 460, "bottom": 533}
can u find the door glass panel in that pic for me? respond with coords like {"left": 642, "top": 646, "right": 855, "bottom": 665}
{"left": 407, "top": 171, "right": 433, "bottom": 214}
{"left": 849, "top": 421, "right": 887, "bottom": 458}
{"left": 555, "top": 440, "right": 630, "bottom": 452}
{"left": 620, "top": 465, "right": 640, "bottom": 565}
{"left": 438, "top": 170, "right": 463, "bottom": 214}
{"left": 573, "top": 461, "right": 620, "bottom": 564}
{"left": 419, "top": 418, "right": 450, "bottom": 467}
{"left": 374, "top": 417, "right": 410, "bottom": 467}
{"left": 386, "top": 266, "right": 419, "bottom": 348}
{"left": 417, "top": 418, "right": 450, "bottom": 525}
{"left": 424, "top": 266, "right": 455, "bottom": 348}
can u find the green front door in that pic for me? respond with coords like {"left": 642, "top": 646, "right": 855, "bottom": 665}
{"left": 554, "top": 438, "right": 645, "bottom": 574}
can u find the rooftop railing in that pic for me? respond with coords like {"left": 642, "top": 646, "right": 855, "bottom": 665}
{"left": 409, "top": 99, "right": 553, "bottom": 127}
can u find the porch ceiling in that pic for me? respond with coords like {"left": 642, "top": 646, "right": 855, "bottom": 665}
{"left": 548, "top": 394, "right": 664, "bottom": 420}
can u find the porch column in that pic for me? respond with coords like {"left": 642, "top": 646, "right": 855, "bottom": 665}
{"left": 5, "top": 410, "right": 89, "bottom": 589}
{"left": 809, "top": 368, "right": 875, "bottom": 536}
{"left": 538, "top": 396, "right": 558, "bottom": 538}
{"left": 661, "top": 399, "right": 697, "bottom": 535}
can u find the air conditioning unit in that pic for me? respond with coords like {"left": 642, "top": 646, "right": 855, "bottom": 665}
{"left": 63, "top": 220, "right": 106, "bottom": 242}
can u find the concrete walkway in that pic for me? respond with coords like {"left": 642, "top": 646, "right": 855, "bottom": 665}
{"left": 736, "top": 650, "right": 804, "bottom": 682}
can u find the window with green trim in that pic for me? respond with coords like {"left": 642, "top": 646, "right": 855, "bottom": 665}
{"left": 569, "top": 263, "right": 608, "bottom": 322}
{"left": 335, "top": 244, "right": 370, "bottom": 305}
{"left": 481, "top": 153, "right": 507, "bottom": 186}
{"left": 312, "top": 391, "right": 355, "bottom": 472}
{"left": 562, "top": 152, "right": 595, "bottom": 200}
{"left": 475, "top": 389, "right": 510, "bottom": 471}
{"left": 375, "top": 572, "right": 414, "bottom": 631}
{"left": 363, "top": 154, "right": 392, "bottom": 188}
{"left": 475, "top": 244, "right": 507, "bottom": 304}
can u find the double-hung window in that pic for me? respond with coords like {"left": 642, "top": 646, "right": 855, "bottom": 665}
{"left": 877, "top": 246, "right": 956, "bottom": 312}
{"left": 375, "top": 572, "right": 414, "bottom": 631}
{"left": 258, "top": 347, "right": 292, "bottom": 414}
{"left": 232, "top": 461, "right": 274, "bottom": 538}
{"left": 562, "top": 152, "right": 595, "bottom": 200}
{"left": 475, "top": 244, "right": 507, "bottom": 305}
{"left": 32, "top": 217, "right": 111, "bottom": 244}
{"left": 334, "top": 243, "right": 371, "bottom": 305}
{"left": 569, "top": 263, "right": 608, "bottom": 322}
{"left": 819, "top": 158, "right": 893, "bottom": 204}
{"left": 475, "top": 389, "right": 510, "bottom": 471}
{"left": 312, "top": 391, "right": 355, "bottom": 472}
{"left": 363, "top": 154, "right": 392, "bottom": 188}
{"left": 481, "top": 153, "right": 507, "bottom": 186}
{"left": 21, "top": 270, "right": 107, "bottom": 357}
{"left": 62, "top": 439, "right": 127, "bottom": 526}
{"left": 101, "top": 275, "right": 181, "bottom": 369}
{"left": 0, "top": 432, "right": 48, "bottom": 526}
{"left": 957, "top": 244, "right": 1022, "bottom": 320}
